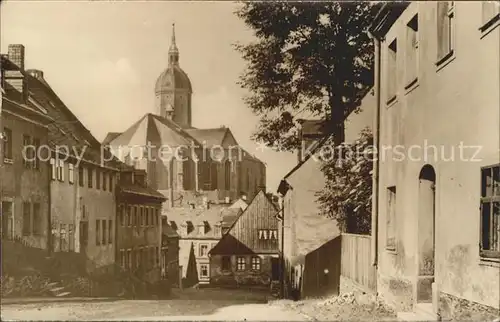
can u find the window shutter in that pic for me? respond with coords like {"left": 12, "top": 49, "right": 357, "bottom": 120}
{"left": 69, "top": 163, "right": 74, "bottom": 183}
{"left": 50, "top": 158, "right": 56, "bottom": 180}
{"left": 259, "top": 230, "right": 263, "bottom": 239}
{"left": 59, "top": 160, "right": 65, "bottom": 181}
{"left": 437, "top": 2, "right": 450, "bottom": 61}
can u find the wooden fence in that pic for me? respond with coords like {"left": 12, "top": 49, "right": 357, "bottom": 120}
{"left": 340, "top": 233, "right": 376, "bottom": 292}
{"left": 301, "top": 235, "right": 341, "bottom": 298}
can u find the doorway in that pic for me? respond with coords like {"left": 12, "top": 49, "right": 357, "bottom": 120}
{"left": 417, "top": 165, "right": 436, "bottom": 303}
{"left": 271, "top": 257, "right": 280, "bottom": 281}
{"left": 1, "top": 201, "right": 14, "bottom": 240}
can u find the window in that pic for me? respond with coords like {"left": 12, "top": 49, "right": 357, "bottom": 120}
{"left": 225, "top": 160, "right": 231, "bottom": 190}
{"left": 481, "top": 1, "right": 500, "bottom": 32}
{"left": 88, "top": 168, "right": 93, "bottom": 188}
{"left": 387, "top": 39, "right": 398, "bottom": 102}
{"left": 96, "top": 169, "right": 101, "bottom": 189}
{"left": 103, "top": 172, "right": 107, "bottom": 191}
{"left": 3, "top": 127, "right": 13, "bottom": 161}
{"left": 33, "top": 138, "right": 40, "bottom": 169}
{"left": 406, "top": 14, "right": 419, "bottom": 87}
{"left": 108, "top": 220, "right": 112, "bottom": 244}
{"left": 198, "top": 225, "right": 205, "bottom": 236}
{"left": 133, "top": 206, "right": 138, "bottom": 226}
{"left": 50, "top": 158, "right": 56, "bottom": 180}
{"left": 251, "top": 257, "right": 261, "bottom": 270}
{"left": 68, "top": 164, "right": 74, "bottom": 184}
{"left": 145, "top": 207, "right": 149, "bottom": 226}
{"left": 386, "top": 186, "right": 397, "bottom": 251}
{"left": 127, "top": 206, "right": 132, "bottom": 226}
{"left": 155, "top": 246, "right": 159, "bottom": 265}
{"left": 211, "top": 162, "right": 218, "bottom": 190}
{"left": 200, "top": 264, "right": 209, "bottom": 278}
{"left": 23, "top": 202, "right": 31, "bottom": 235}
{"left": 57, "top": 160, "right": 64, "bottom": 181}
{"left": 102, "top": 220, "right": 107, "bottom": 245}
{"left": 237, "top": 257, "right": 246, "bottom": 271}
{"left": 480, "top": 165, "right": 500, "bottom": 258}
{"left": 78, "top": 166, "right": 84, "bottom": 187}
{"left": 127, "top": 249, "right": 132, "bottom": 269}
{"left": 222, "top": 256, "right": 231, "bottom": 271}
{"left": 199, "top": 244, "right": 208, "bottom": 257}
{"left": 120, "top": 250, "right": 125, "bottom": 268}
{"left": 23, "top": 135, "right": 31, "bottom": 168}
{"left": 182, "top": 159, "right": 192, "bottom": 190}
{"left": 140, "top": 207, "right": 144, "bottom": 226}
{"left": 258, "top": 229, "right": 277, "bottom": 240}
{"left": 33, "top": 203, "right": 41, "bottom": 235}
{"left": 437, "top": 1, "right": 455, "bottom": 64}
{"left": 96, "top": 220, "right": 101, "bottom": 245}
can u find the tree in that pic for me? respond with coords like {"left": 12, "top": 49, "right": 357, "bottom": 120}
{"left": 235, "top": 2, "right": 380, "bottom": 149}
{"left": 316, "top": 128, "right": 373, "bottom": 234}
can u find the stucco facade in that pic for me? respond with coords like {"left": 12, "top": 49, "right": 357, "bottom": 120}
{"left": 371, "top": 2, "right": 499, "bottom": 318}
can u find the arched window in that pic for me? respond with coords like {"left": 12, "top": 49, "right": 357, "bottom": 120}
{"left": 224, "top": 160, "right": 231, "bottom": 190}
{"left": 211, "top": 162, "right": 218, "bottom": 190}
{"left": 183, "top": 158, "right": 192, "bottom": 190}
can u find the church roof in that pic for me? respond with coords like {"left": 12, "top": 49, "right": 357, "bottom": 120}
{"left": 185, "top": 127, "right": 231, "bottom": 147}
{"left": 105, "top": 113, "right": 201, "bottom": 154}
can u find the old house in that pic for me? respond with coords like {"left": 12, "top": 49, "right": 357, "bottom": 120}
{"left": 17, "top": 51, "right": 122, "bottom": 274}
{"left": 370, "top": 2, "right": 499, "bottom": 320}
{"left": 278, "top": 89, "right": 375, "bottom": 298}
{"left": 0, "top": 47, "right": 52, "bottom": 250}
{"left": 116, "top": 167, "right": 166, "bottom": 285}
{"left": 103, "top": 25, "right": 266, "bottom": 209}
{"left": 209, "top": 190, "right": 281, "bottom": 287}
{"left": 161, "top": 217, "right": 180, "bottom": 286}
{"left": 166, "top": 201, "right": 234, "bottom": 285}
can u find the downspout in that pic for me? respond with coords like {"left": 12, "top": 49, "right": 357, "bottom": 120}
{"left": 169, "top": 158, "right": 174, "bottom": 208}
{"left": 47, "top": 151, "right": 53, "bottom": 255}
{"left": 280, "top": 194, "right": 285, "bottom": 298}
{"left": 369, "top": 31, "right": 381, "bottom": 268}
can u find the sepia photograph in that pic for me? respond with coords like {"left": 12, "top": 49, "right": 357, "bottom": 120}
{"left": 0, "top": 1, "right": 499, "bottom": 321}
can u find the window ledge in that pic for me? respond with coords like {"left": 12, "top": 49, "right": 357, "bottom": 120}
{"left": 436, "top": 50, "right": 456, "bottom": 72}
{"left": 386, "top": 247, "right": 397, "bottom": 255}
{"left": 386, "top": 95, "right": 398, "bottom": 107}
{"left": 480, "top": 14, "right": 500, "bottom": 39}
{"left": 480, "top": 257, "right": 500, "bottom": 268}
{"left": 404, "top": 78, "right": 419, "bottom": 95}
{"left": 3, "top": 158, "right": 14, "bottom": 164}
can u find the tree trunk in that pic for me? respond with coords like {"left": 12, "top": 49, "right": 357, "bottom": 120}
{"left": 329, "top": 96, "right": 345, "bottom": 146}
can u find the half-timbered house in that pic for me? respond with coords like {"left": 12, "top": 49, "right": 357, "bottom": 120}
{"left": 209, "top": 190, "right": 281, "bottom": 287}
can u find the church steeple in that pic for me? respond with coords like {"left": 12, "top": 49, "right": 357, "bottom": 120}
{"left": 168, "top": 23, "right": 179, "bottom": 65}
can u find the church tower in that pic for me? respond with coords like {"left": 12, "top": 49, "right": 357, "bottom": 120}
{"left": 155, "top": 24, "right": 193, "bottom": 128}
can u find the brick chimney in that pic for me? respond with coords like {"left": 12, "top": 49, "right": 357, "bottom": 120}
{"left": 8, "top": 44, "right": 25, "bottom": 70}
{"left": 5, "top": 44, "right": 26, "bottom": 100}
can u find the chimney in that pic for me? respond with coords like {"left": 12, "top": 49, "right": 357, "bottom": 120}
{"left": 241, "top": 194, "right": 247, "bottom": 201}
{"left": 8, "top": 44, "right": 25, "bottom": 70}
{"left": 224, "top": 196, "right": 230, "bottom": 204}
{"left": 5, "top": 44, "right": 26, "bottom": 100}
{"left": 27, "top": 69, "right": 44, "bottom": 80}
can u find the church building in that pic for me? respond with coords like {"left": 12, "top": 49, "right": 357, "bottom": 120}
{"left": 103, "top": 24, "right": 266, "bottom": 208}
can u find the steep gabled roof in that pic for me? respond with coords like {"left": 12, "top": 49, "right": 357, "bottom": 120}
{"left": 106, "top": 114, "right": 202, "bottom": 155}
{"left": 185, "top": 127, "right": 231, "bottom": 147}
{"left": 102, "top": 132, "right": 122, "bottom": 145}
{"left": 210, "top": 190, "right": 280, "bottom": 255}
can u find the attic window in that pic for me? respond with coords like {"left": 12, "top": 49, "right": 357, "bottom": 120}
{"left": 186, "top": 221, "right": 194, "bottom": 234}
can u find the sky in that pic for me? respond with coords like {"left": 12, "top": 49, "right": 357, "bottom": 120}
{"left": 1, "top": 0, "right": 298, "bottom": 192}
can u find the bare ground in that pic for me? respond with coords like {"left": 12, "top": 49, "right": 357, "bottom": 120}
{"left": 269, "top": 291, "right": 398, "bottom": 321}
